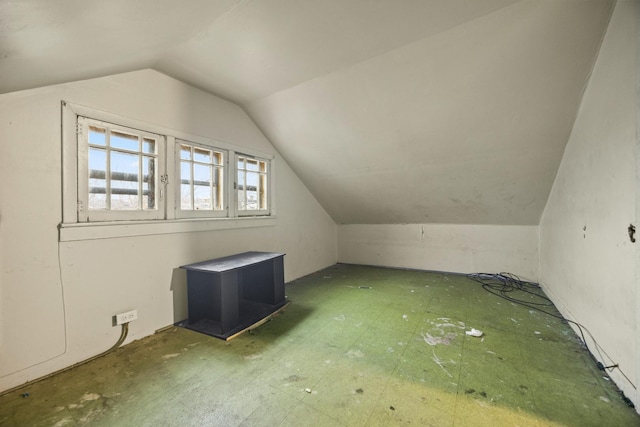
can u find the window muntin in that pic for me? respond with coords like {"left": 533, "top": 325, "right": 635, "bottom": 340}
{"left": 78, "top": 117, "right": 164, "bottom": 222}
{"left": 237, "top": 154, "right": 269, "bottom": 215}
{"left": 177, "top": 141, "right": 226, "bottom": 218}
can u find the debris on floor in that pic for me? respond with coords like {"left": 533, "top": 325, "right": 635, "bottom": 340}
{"left": 465, "top": 328, "right": 483, "bottom": 337}
{"left": 2, "top": 265, "right": 638, "bottom": 427}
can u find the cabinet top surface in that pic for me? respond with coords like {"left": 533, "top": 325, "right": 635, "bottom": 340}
{"left": 180, "top": 251, "right": 285, "bottom": 273}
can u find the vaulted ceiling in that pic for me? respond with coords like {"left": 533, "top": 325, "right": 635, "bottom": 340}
{"left": 0, "top": 0, "right": 614, "bottom": 225}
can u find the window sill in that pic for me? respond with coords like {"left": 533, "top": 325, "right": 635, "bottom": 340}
{"left": 58, "top": 216, "right": 277, "bottom": 242}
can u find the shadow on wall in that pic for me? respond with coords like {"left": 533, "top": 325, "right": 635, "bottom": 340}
{"left": 170, "top": 268, "right": 188, "bottom": 324}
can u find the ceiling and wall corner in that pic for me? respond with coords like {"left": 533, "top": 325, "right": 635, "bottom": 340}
{"left": 0, "top": 0, "right": 615, "bottom": 226}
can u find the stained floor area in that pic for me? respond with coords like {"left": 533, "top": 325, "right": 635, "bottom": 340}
{"left": 1, "top": 264, "right": 639, "bottom": 426}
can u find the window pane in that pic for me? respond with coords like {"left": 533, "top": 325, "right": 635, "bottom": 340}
{"left": 180, "top": 161, "right": 191, "bottom": 184}
{"left": 194, "top": 186, "right": 211, "bottom": 210}
{"left": 246, "top": 172, "right": 259, "bottom": 188}
{"left": 237, "top": 170, "right": 245, "bottom": 210}
{"left": 247, "top": 190, "right": 258, "bottom": 209}
{"left": 193, "top": 163, "right": 212, "bottom": 210}
{"left": 213, "top": 152, "right": 223, "bottom": 166}
{"left": 88, "top": 126, "right": 106, "bottom": 146}
{"left": 180, "top": 145, "right": 192, "bottom": 160}
{"left": 143, "top": 138, "right": 156, "bottom": 154}
{"left": 237, "top": 189, "right": 245, "bottom": 210}
{"left": 246, "top": 158, "right": 259, "bottom": 171}
{"left": 181, "top": 185, "right": 192, "bottom": 210}
{"left": 110, "top": 151, "right": 139, "bottom": 210}
{"left": 88, "top": 148, "right": 107, "bottom": 209}
{"left": 111, "top": 131, "right": 139, "bottom": 151}
{"left": 194, "top": 163, "right": 211, "bottom": 185}
{"left": 259, "top": 174, "right": 267, "bottom": 209}
{"left": 142, "top": 156, "right": 156, "bottom": 210}
{"left": 246, "top": 169, "right": 258, "bottom": 209}
{"left": 180, "top": 161, "right": 192, "bottom": 210}
{"left": 194, "top": 147, "right": 211, "bottom": 163}
{"left": 237, "top": 170, "right": 245, "bottom": 190}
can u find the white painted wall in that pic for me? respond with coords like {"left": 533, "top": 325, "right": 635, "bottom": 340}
{"left": 246, "top": 1, "right": 613, "bottom": 227}
{"left": 0, "top": 70, "right": 337, "bottom": 392}
{"left": 539, "top": 0, "right": 638, "bottom": 411}
{"left": 338, "top": 224, "right": 538, "bottom": 280}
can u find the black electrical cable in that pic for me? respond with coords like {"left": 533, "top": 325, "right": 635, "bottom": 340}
{"left": 466, "top": 272, "right": 603, "bottom": 363}
{"left": 466, "top": 272, "right": 636, "bottom": 395}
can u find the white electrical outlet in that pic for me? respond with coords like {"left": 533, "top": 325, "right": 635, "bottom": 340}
{"left": 115, "top": 309, "right": 138, "bottom": 325}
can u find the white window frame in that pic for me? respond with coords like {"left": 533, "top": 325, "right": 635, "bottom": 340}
{"left": 60, "top": 101, "right": 276, "bottom": 242}
{"left": 77, "top": 117, "right": 166, "bottom": 222}
{"left": 175, "top": 139, "right": 228, "bottom": 219}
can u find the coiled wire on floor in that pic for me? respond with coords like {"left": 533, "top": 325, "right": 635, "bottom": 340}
{"left": 466, "top": 272, "right": 635, "bottom": 408}
{"left": 466, "top": 272, "right": 554, "bottom": 311}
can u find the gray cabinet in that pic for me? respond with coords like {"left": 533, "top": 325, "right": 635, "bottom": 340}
{"left": 180, "top": 252, "right": 287, "bottom": 340}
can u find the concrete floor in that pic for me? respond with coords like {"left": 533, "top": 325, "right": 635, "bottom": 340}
{"left": 1, "top": 264, "right": 639, "bottom": 426}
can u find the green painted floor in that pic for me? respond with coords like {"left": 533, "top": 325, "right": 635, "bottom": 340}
{"left": 2, "top": 264, "right": 639, "bottom": 426}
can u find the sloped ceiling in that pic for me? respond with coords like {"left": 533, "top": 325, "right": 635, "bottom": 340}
{"left": 0, "top": 0, "right": 614, "bottom": 225}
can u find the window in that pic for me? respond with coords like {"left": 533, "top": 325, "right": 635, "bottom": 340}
{"left": 61, "top": 102, "right": 275, "bottom": 241}
{"left": 77, "top": 117, "right": 165, "bottom": 222}
{"left": 236, "top": 154, "right": 269, "bottom": 215}
{"left": 177, "top": 141, "right": 226, "bottom": 218}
